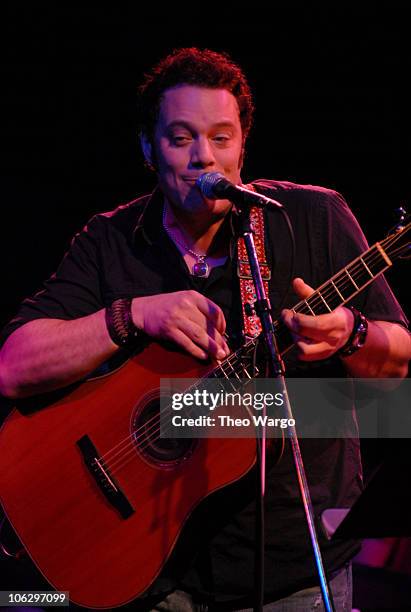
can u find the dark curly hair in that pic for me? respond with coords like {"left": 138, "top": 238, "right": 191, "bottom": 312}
{"left": 138, "top": 47, "right": 254, "bottom": 146}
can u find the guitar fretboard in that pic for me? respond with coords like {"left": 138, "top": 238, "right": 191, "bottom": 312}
{"left": 172, "top": 215, "right": 411, "bottom": 403}
{"left": 208, "top": 239, "right": 393, "bottom": 388}
{"left": 273, "top": 240, "right": 392, "bottom": 355}
{"left": 296, "top": 242, "right": 390, "bottom": 314}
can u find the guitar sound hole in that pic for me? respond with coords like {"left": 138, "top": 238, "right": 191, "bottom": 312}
{"left": 132, "top": 398, "right": 195, "bottom": 467}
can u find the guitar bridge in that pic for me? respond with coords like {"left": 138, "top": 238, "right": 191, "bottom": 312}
{"left": 77, "top": 435, "right": 135, "bottom": 519}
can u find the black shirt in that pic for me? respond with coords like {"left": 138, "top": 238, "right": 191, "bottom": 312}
{"left": 0, "top": 180, "right": 407, "bottom": 607}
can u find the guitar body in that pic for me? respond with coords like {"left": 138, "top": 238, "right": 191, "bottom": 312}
{"left": 0, "top": 343, "right": 256, "bottom": 608}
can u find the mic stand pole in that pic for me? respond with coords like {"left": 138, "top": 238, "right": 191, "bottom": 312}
{"left": 234, "top": 204, "right": 335, "bottom": 612}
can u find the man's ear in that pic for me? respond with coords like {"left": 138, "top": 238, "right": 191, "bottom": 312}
{"left": 140, "top": 133, "right": 155, "bottom": 171}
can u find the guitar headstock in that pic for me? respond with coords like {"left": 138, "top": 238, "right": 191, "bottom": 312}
{"left": 393, "top": 206, "right": 409, "bottom": 229}
{"left": 383, "top": 206, "right": 411, "bottom": 261}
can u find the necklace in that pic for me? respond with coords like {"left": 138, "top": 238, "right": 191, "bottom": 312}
{"left": 162, "top": 205, "right": 209, "bottom": 277}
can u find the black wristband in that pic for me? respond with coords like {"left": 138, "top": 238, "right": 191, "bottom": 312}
{"left": 105, "top": 298, "right": 141, "bottom": 348}
{"left": 338, "top": 306, "right": 368, "bottom": 358}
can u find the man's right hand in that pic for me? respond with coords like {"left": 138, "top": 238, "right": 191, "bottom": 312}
{"left": 132, "top": 290, "right": 230, "bottom": 361}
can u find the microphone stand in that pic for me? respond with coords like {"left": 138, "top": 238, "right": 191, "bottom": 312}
{"left": 234, "top": 202, "right": 336, "bottom": 612}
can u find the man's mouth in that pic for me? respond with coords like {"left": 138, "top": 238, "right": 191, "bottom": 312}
{"left": 182, "top": 176, "right": 201, "bottom": 184}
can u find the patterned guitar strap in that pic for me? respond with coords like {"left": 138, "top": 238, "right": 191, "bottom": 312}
{"left": 236, "top": 203, "right": 271, "bottom": 339}
{"left": 236, "top": 202, "right": 285, "bottom": 457}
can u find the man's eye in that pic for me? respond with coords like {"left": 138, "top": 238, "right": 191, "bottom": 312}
{"left": 172, "top": 135, "right": 192, "bottom": 145}
{"left": 213, "top": 134, "right": 231, "bottom": 144}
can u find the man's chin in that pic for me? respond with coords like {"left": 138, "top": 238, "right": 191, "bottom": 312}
{"left": 207, "top": 198, "right": 233, "bottom": 218}
{"left": 176, "top": 193, "right": 232, "bottom": 217}
{"left": 194, "top": 197, "right": 232, "bottom": 220}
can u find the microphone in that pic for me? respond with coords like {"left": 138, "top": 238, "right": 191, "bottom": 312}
{"left": 196, "top": 172, "right": 283, "bottom": 209}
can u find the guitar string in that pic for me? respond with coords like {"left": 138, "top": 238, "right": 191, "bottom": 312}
{"left": 102, "top": 241, "right": 402, "bottom": 476}
{"left": 99, "top": 235, "right": 407, "bottom": 473}
{"left": 102, "top": 241, "right": 407, "bottom": 476}
{"left": 106, "top": 265, "right": 404, "bottom": 475}
{"left": 104, "top": 351, "right": 250, "bottom": 473}
{"left": 95, "top": 228, "right": 409, "bottom": 471}
{"left": 99, "top": 225, "right": 405, "bottom": 472}
{"left": 108, "top": 375, "right": 255, "bottom": 477}
{"left": 100, "top": 247, "right": 366, "bottom": 469}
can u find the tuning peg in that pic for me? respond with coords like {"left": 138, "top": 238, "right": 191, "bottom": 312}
{"left": 395, "top": 205, "right": 407, "bottom": 227}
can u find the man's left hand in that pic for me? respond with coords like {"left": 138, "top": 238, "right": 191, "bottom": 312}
{"left": 281, "top": 277, "right": 354, "bottom": 361}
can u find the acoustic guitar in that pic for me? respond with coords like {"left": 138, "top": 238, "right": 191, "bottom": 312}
{"left": 0, "top": 219, "right": 409, "bottom": 608}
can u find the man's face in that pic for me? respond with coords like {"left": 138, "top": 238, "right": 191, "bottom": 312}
{"left": 148, "top": 85, "right": 244, "bottom": 218}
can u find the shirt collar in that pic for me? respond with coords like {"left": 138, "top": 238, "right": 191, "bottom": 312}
{"left": 132, "top": 184, "right": 238, "bottom": 256}
{"left": 132, "top": 186, "right": 165, "bottom": 247}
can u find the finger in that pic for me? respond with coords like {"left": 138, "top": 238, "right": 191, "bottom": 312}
{"left": 282, "top": 308, "right": 339, "bottom": 342}
{"left": 281, "top": 307, "right": 333, "bottom": 358}
{"left": 179, "top": 321, "right": 230, "bottom": 360}
{"left": 206, "top": 324, "right": 231, "bottom": 356}
{"left": 171, "top": 329, "right": 209, "bottom": 361}
{"left": 171, "top": 292, "right": 225, "bottom": 340}
{"left": 292, "top": 277, "right": 315, "bottom": 299}
{"left": 295, "top": 340, "right": 334, "bottom": 361}
{"left": 178, "top": 304, "right": 230, "bottom": 356}
{"left": 281, "top": 309, "right": 313, "bottom": 336}
{"left": 193, "top": 292, "right": 227, "bottom": 334}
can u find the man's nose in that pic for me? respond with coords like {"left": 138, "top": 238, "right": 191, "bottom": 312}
{"left": 189, "top": 137, "right": 216, "bottom": 168}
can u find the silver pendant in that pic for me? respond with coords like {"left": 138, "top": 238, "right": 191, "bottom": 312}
{"left": 192, "top": 260, "right": 209, "bottom": 277}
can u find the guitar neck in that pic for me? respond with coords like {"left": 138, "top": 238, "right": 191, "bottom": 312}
{"left": 211, "top": 239, "right": 394, "bottom": 382}
{"left": 273, "top": 240, "right": 393, "bottom": 355}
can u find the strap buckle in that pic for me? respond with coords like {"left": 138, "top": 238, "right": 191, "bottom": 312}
{"left": 237, "top": 260, "right": 271, "bottom": 280}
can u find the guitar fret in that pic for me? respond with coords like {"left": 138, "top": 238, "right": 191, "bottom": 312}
{"left": 362, "top": 244, "right": 390, "bottom": 277}
{"left": 216, "top": 364, "right": 229, "bottom": 379}
{"left": 221, "top": 358, "right": 247, "bottom": 392}
{"left": 331, "top": 273, "right": 353, "bottom": 301}
{"left": 331, "top": 280, "right": 344, "bottom": 302}
{"left": 345, "top": 268, "right": 359, "bottom": 290}
{"left": 241, "top": 364, "right": 252, "bottom": 379}
{"left": 302, "top": 293, "right": 331, "bottom": 316}
{"left": 226, "top": 360, "right": 241, "bottom": 380}
{"left": 318, "top": 292, "right": 332, "bottom": 312}
{"left": 360, "top": 257, "right": 374, "bottom": 278}
{"left": 304, "top": 300, "right": 315, "bottom": 315}
{"left": 376, "top": 242, "right": 392, "bottom": 266}
{"left": 295, "top": 302, "right": 315, "bottom": 316}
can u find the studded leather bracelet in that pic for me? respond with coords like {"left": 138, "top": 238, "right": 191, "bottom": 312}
{"left": 338, "top": 306, "right": 368, "bottom": 358}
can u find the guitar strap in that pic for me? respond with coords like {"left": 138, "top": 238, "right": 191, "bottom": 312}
{"left": 236, "top": 204, "right": 271, "bottom": 339}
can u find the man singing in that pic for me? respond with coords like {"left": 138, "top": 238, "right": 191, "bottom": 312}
{"left": 0, "top": 47, "right": 409, "bottom": 611}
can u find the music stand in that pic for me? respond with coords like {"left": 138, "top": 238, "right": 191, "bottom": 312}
{"left": 321, "top": 445, "right": 411, "bottom": 540}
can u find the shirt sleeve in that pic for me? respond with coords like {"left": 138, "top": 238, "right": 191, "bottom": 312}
{"left": 323, "top": 190, "right": 408, "bottom": 327}
{"left": 0, "top": 215, "right": 104, "bottom": 347}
